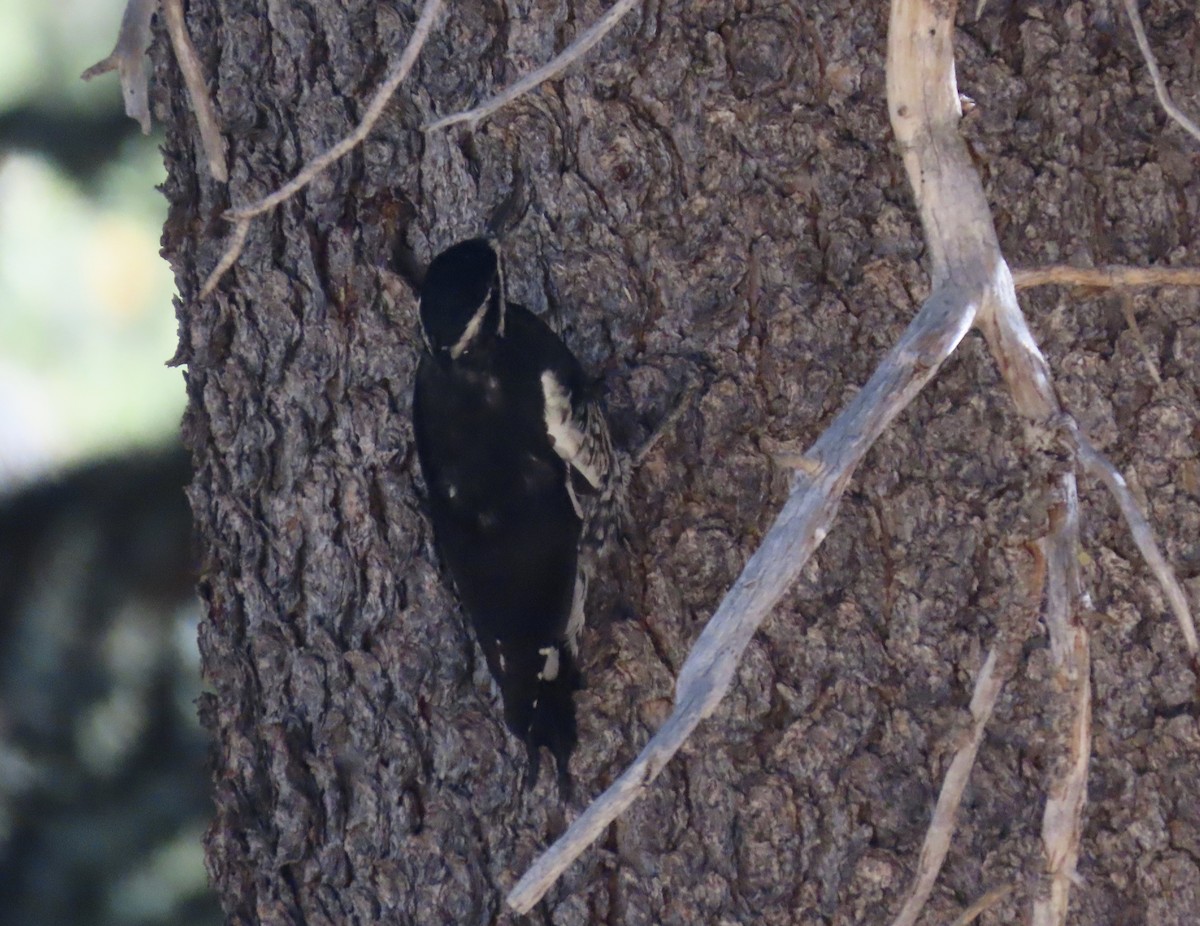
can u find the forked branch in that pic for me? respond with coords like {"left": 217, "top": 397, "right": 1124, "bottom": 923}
{"left": 199, "top": 0, "right": 445, "bottom": 297}
{"left": 508, "top": 278, "right": 977, "bottom": 916}
{"left": 82, "top": 0, "right": 158, "bottom": 134}
{"left": 511, "top": 0, "right": 987, "bottom": 912}
{"left": 200, "top": 0, "right": 643, "bottom": 293}
{"left": 511, "top": 0, "right": 1195, "bottom": 918}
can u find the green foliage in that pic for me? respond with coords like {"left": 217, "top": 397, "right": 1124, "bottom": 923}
{"left": 0, "top": 1, "right": 181, "bottom": 476}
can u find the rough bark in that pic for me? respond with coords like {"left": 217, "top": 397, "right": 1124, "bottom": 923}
{"left": 159, "top": 1, "right": 1200, "bottom": 924}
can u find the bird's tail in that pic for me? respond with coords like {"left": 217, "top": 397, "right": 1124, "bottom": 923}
{"left": 529, "top": 644, "right": 583, "bottom": 797}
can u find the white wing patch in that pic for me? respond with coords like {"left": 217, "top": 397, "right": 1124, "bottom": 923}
{"left": 540, "top": 370, "right": 613, "bottom": 492}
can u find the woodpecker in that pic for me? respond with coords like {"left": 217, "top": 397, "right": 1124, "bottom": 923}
{"left": 411, "top": 237, "right": 618, "bottom": 793}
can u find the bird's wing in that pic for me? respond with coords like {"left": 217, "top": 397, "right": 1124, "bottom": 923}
{"left": 539, "top": 369, "right": 616, "bottom": 495}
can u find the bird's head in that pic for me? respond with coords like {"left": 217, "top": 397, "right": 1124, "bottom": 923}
{"left": 418, "top": 238, "right": 506, "bottom": 358}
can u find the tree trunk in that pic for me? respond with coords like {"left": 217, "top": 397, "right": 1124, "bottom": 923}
{"left": 160, "top": 1, "right": 1200, "bottom": 923}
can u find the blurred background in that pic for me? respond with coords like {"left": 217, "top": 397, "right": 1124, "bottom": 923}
{"left": 0, "top": 2, "right": 214, "bottom": 924}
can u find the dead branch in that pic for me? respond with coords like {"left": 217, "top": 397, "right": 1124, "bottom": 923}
{"left": 968, "top": 116, "right": 1092, "bottom": 926}
{"left": 161, "top": 0, "right": 227, "bottom": 182}
{"left": 1117, "top": 293, "right": 1163, "bottom": 385}
{"left": 199, "top": 218, "right": 251, "bottom": 301}
{"left": 888, "top": 548, "right": 1045, "bottom": 926}
{"left": 200, "top": 0, "right": 444, "bottom": 297}
{"left": 949, "top": 883, "right": 1017, "bottom": 926}
{"left": 966, "top": 84, "right": 1093, "bottom": 926}
{"left": 889, "top": 648, "right": 1007, "bottom": 926}
{"left": 82, "top": 0, "right": 159, "bottom": 134}
{"left": 1121, "top": 0, "right": 1200, "bottom": 145}
{"left": 509, "top": 284, "right": 975, "bottom": 914}
{"left": 509, "top": 0, "right": 997, "bottom": 910}
{"left": 424, "top": 0, "right": 642, "bottom": 132}
{"left": 1012, "top": 265, "right": 1200, "bottom": 289}
{"left": 508, "top": 0, "right": 1195, "bottom": 916}
{"left": 1065, "top": 422, "right": 1199, "bottom": 660}
{"left": 891, "top": 3, "right": 1091, "bottom": 921}
{"left": 1031, "top": 627, "right": 1091, "bottom": 926}
{"left": 84, "top": 0, "right": 226, "bottom": 180}
{"left": 1027, "top": 498, "right": 1090, "bottom": 926}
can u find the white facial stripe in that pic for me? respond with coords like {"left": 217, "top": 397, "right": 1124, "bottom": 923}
{"left": 448, "top": 288, "right": 491, "bottom": 359}
{"left": 418, "top": 299, "right": 434, "bottom": 352}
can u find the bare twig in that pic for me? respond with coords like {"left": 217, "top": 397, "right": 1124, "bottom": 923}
{"left": 975, "top": 209, "right": 1092, "bottom": 926}
{"left": 424, "top": 0, "right": 642, "bottom": 132}
{"left": 888, "top": 549, "right": 1045, "bottom": 926}
{"left": 200, "top": 0, "right": 444, "bottom": 297}
{"left": 1013, "top": 265, "right": 1200, "bottom": 289}
{"left": 981, "top": 285, "right": 1092, "bottom": 926}
{"left": 1066, "top": 423, "right": 1199, "bottom": 660}
{"left": 888, "top": 648, "right": 1006, "bottom": 926}
{"left": 508, "top": 0, "right": 1193, "bottom": 915}
{"left": 228, "top": 0, "right": 441, "bottom": 221}
{"left": 1121, "top": 0, "right": 1200, "bottom": 144}
{"left": 199, "top": 218, "right": 250, "bottom": 298}
{"left": 161, "top": 0, "right": 227, "bottom": 182}
{"left": 82, "top": 0, "right": 159, "bottom": 134}
{"left": 509, "top": 0, "right": 998, "bottom": 910}
{"left": 508, "top": 284, "right": 976, "bottom": 914}
{"left": 947, "top": 882, "right": 1016, "bottom": 926}
{"left": 1117, "top": 293, "right": 1163, "bottom": 385}
{"left": 1028, "top": 503, "right": 1091, "bottom": 926}
{"left": 1037, "top": 638, "right": 1091, "bottom": 923}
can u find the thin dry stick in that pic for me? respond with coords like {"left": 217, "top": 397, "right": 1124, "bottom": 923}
{"left": 889, "top": 649, "right": 1005, "bottom": 926}
{"left": 981, "top": 289, "right": 1094, "bottom": 926}
{"left": 200, "top": 0, "right": 444, "bottom": 297}
{"left": 509, "top": 0, "right": 1007, "bottom": 909}
{"left": 1031, "top": 509, "right": 1091, "bottom": 926}
{"left": 199, "top": 218, "right": 250, "bottom": 300}
{"left": 508, "top": 284, "right": 977, "bottom": 914}
{"left": 981, "top": 299, "right": 1092, "bottom": 926}
{"left": 1121, "top": 0, "right": 1200, "bottom": 144}
{"left": 1012, "top": 265, "right": 1200, "bottom": 289}
{"left": 424, "top": 0, "right": 642, "bottom": 132}
{"left": 893, "top": 13, "right": 1094, "bottom": 923}
{"left": 1039, "top": 647, "right": 1091, "bottom": 924}
{"left": 976, "top": 232, "right": 1092, "bottom": 926}
{"left": 888, "top": 549, "right": 1045, "bottom": 926}
{"left": 948, "top": 882, "right": 1016, "bottom": 926}
{"left": 1117, "top": 293, "right": 1163, "bottom": 386}
{"left": 1066, "top": 422, "right": 1199, "bottom": 659}
{"left": 161, "top": 0, "right": 227, "bottom": 182}
{"left": 509, "top": 0, "right": 1194, "bottom": 914}
{"left": 82, "top": 0, "right": 159, "bottom": 134}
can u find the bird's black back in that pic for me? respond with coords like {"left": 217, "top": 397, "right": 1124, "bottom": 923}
{"left": 413, "top": 303, "right": 589, "bottom": 785}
